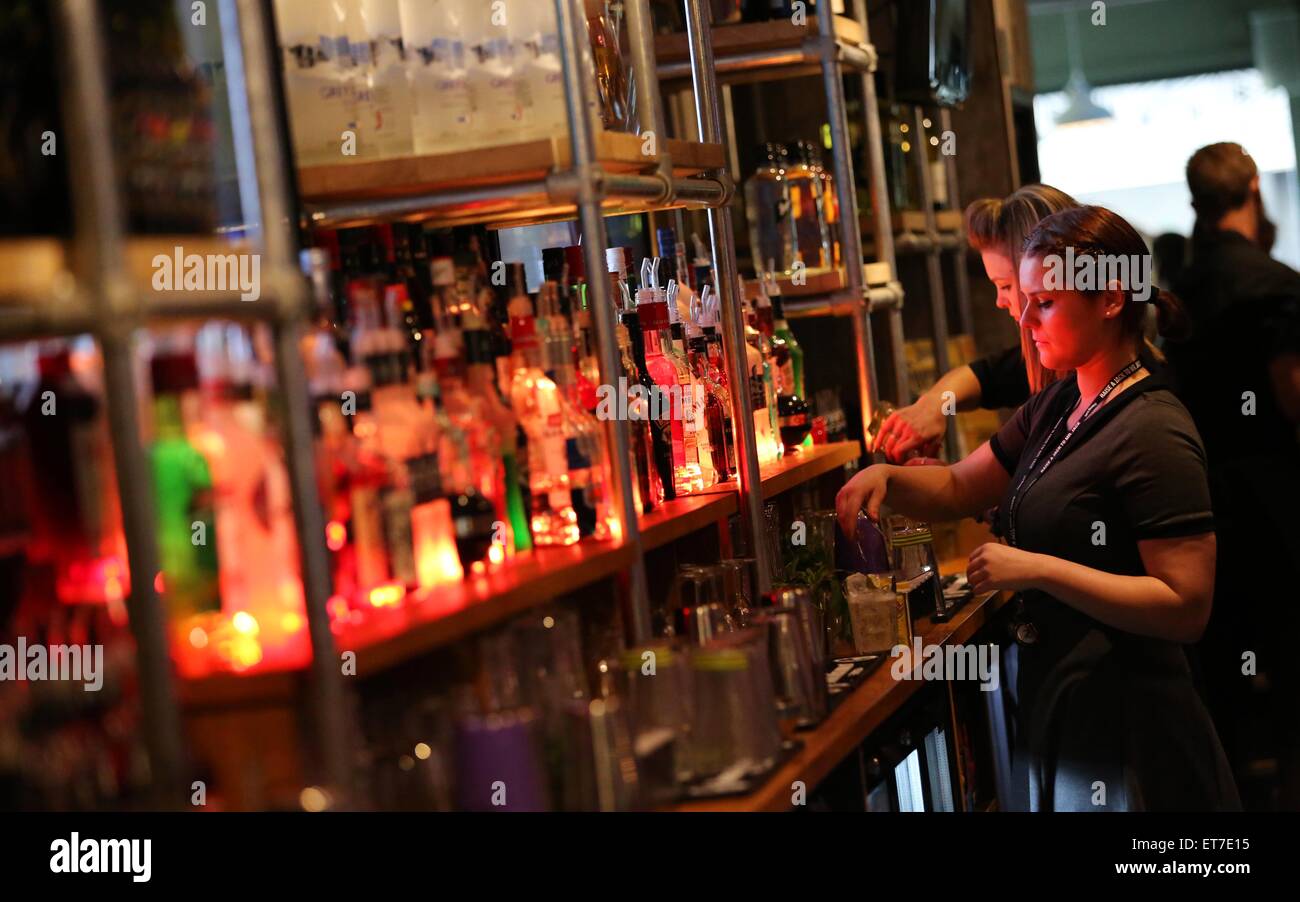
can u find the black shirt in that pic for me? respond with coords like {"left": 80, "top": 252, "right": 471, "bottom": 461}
{"left": 969, "top": 344, "right": 1030, "bottom": 411}
{"left": 987, "top": 371, "right": 1236, "bottom": 810}
{"left": 1167, "top": 229, "right": 1300, "bottom": 468}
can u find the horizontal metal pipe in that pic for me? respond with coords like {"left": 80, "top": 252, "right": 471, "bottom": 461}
{"left": 306, "top": 180, "right": 552, "bottom": 226}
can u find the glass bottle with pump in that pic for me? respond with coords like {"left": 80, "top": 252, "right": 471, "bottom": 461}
{"left": 744, "top": 142, "right": 795, "bottom": 275}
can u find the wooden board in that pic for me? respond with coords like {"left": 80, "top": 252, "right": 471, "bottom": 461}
{"left": 655, "top": 15, "right": 866, "bottom": 63}
{"left": 298, "top": 132, "right": 725, "bottom": 203}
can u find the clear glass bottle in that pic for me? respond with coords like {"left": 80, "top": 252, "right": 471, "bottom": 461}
{"left": 274, "top": 0, "right": 361, "bottom": 166}
{"left": 400, "top": 0, "right": 474, "bottom": 155}
{"left": 507, "top": 294, "right": 580, "bottom": 547}
{"left": 744, "top": 142, "right": 795, "bottom": 275}
{"left": 358, "top": 0, "right": 414, "bottom": 159}
{"left": 465, "top": 0, "right": 524, "bottom": 148}
{"left": 787, "top": 140, "right": 828, "bottom": 271}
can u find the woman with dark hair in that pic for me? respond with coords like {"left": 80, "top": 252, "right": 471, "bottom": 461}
{"left": 871, "top": 184, "right": 1075, "bottom": 462}
{"left": 837, "top": 206, "right": 1239, "bottom": 811}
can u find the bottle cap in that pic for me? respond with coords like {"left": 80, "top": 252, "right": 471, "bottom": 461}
{"left": 541, "top": 247, "right": 566, "bottom": 283}
{"left": 564, "top": 245, "right": 586, "bottom": 282}
{"left": 605, "top": 246, "right": 626, "bottom": 274}
{"left": 150, "top": 352, "right": 199, "bottom": 394}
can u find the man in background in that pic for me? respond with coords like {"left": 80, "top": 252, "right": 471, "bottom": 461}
{"left": 1168, "top": 142, "right": 1300, "bottom": 810}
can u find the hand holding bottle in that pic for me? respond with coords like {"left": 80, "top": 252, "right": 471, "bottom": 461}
{"left": 835, "top": 464, "right": 892, "bottom": 538}
{"left": 871, "top": 398, "right": 946, "bottom": 462}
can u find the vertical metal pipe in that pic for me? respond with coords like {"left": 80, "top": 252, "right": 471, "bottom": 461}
{"left": 56, "top": 0, "right": 187, "bottom": 808}
{"left": 625, "top": 0, "right": 674, "bottom": 184}
{"left": 912, "top": 107, "right": 953, "bottom": 403}
{"left": 851, "top": 0, "right": 905, "bottom": 408}
{"left": 818, "top": 7, "right": 877, "bottom": 445}
{"left": 940, "top": 107, "right": 975, "bottom": 337}
{"left": 556, "top": 0, "right": 652, "bottom": 641}
{"left": 681, "top": 0, "right": 772, "bottom": 591}
{"left": 234, "top": 0, "right": 354, "bottom": 802}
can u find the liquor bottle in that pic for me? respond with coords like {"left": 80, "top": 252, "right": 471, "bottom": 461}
{"left": 149, "top": 350, "right": 221, "bottom": 618}
{"left": 513, "top": 1, "right": 568, "bottom": 141}
{"left": 464, "top": 313, "right": 531, "bottom": 554}
{"left": 635, "top": 259, "right": 689, "bottom": 486}
{"left": 741, "top": 286, "right": 780, "bottom": 463}
{"left": 274, "top": 0, "right": 359, "bottom": 165}
{"left": 770, "top": 290, "right": 805, "bottom": 399}
{"left": 357, "top": 0, "right": 414, "bottom": 160}
{"left": 400, "top": 0, "right": 474, "bottom": 154}
{"left": 607, "top": 248, "right": 662, "bottom": 512}
{"left": 787, "top": 140, "right": 829, "bottom": 271}
{"left": 686, "top": 313, "right": 737, "bottom": 483}
{"left": 586, "top": 0, "right": 632, "bottom": 130}
{"left": 194, "top": 325, "right": 306, "bottom": 669}
{"left": 466, "top": 0, "right": 525, "bottom": 148}
{"left": 744, "top": 142, "right": 795, "bottom": 275}
{"left": 538, "top": 283, "right": 612, "bottom": 540}
{"left": 805, "top": 141, "right": 841, "bottom": 268}
{"left": 506, "top": 291, "right": 580, "bottom": 547}
{"left": 18, "top": 346, "right": 129, "bottom": 607}
{"left": 565, "top": 246, "right": 602, "bottom": 413}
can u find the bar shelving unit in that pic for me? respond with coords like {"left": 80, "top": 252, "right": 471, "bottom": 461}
{"left": 0, "top": 0, "right": 888, "bottom": 809}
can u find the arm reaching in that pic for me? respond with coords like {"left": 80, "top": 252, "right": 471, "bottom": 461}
{"left": 836, "top": 441, "right": 1011, "bottom": 537}
{"left": 872, "top": 365, "right": 983, "bottom": 462}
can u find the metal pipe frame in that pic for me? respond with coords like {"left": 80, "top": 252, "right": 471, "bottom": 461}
{"left": 656, "top": 37, "right": 875, "bottom": 83}
{"left": 851, "top": 0, "right": 906, "bottom": 411}
{"left": 910, "top": 106, "right": 956, "bottom": 461}
{"left": 233, "top": 0, "right": 355, "bottom": 805}
{"left": 817, "top": 8, "right": 878, "bottom": 448}
{"left": 55, "top": 0, "right": 187, "bottom": 808}
{"left": 939, "top": 107, "right": 975, "bottom": 337}
{"left": 625, "top": 0, "right": 673, "bottom": 191}
{"left": 303, "top": 173, "right": 730, "bottom": 229}
{"left": 556, "top": 0, "right": 651, "bottom": 642}
{"left": 681, "top": 0, "right": 772, "bottom": 592}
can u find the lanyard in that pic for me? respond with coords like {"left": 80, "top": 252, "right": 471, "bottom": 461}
{"left": 1007, "top": 359, "right": 1143, "bottom": 547}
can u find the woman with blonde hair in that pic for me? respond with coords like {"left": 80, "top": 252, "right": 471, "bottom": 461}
{"left": 872, "top": 184, "right": 1076, "bottom": 461}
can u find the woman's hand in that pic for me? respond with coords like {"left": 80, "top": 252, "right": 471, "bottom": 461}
{"left": 835, "top": 464, "right": 891, "bottom": 537}
{"left": 872, "top": 401, "right": 946, "bottom": 462}
{"left": 966, "top": 542, "right": 1043, "bottom": 594}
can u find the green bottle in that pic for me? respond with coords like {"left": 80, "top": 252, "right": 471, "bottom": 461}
{"left": 149, "top": 352, "right": 220, "bottom": 616}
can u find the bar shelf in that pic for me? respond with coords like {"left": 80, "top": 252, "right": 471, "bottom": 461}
{"left": 655, "top": 15, "right": 873, "bottom": 85}
{"left": 179, "top": 441, "right": 859, "bottom": 697}
{"left": 300, "top": 133, "right": 728, "bottom": 230}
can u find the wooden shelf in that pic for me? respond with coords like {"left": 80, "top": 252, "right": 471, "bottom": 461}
{"left": 298, "top": 132, "right": 725, "bottom": 228}
{"left": 640, "top": 491, "right": 737, "bottom": 550}
{"left": 656, "top": 15, "right": 869, "bottom": 86}
{"left": 758, "top": 440, "right": 862, "bottom": 499}
{"left": 665, "top": 586, "right": 1014, "bottom": 812}
{"left": 181, "top": 443, "right": 859, "bottom": 695}
{"left": 337, "top": 540, "right": 636, "bottom": 676}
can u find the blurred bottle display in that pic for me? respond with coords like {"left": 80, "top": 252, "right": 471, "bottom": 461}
{"left": 103, "top": 0, "right": 215, "bottom": 232}
{"left": 276, "top": 0, "right": 632, "bottom": 165}
{"left": 0, "top": 2, "right": 71, "bottom": 235}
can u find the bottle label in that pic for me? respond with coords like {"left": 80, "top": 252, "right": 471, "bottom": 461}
{"left": 381, "top": 488, "right": 416, "bottom": 586}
